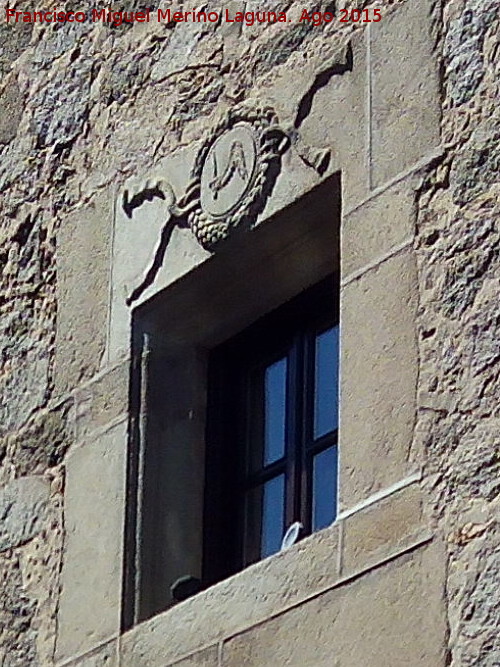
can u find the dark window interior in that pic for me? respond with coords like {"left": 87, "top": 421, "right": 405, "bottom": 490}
{"left": 203, "top": 276, "right": 339, "bottom": 586}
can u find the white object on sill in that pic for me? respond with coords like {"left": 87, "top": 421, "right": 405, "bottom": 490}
{"left": 280, "top": 522, "right": 303, "bottom": 551}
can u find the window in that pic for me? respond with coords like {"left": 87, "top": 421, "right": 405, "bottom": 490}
{"left": 203, "top": 277, "right": 339, "bottom": 585}
{"left": 122, "top": 175, "right": 341, "bottom": 628}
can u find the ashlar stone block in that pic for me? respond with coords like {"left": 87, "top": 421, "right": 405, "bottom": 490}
{"left": 370, "top": 0, "right": 441, "bottom": 188}
{"left": 342, "top": 173, "right": 417, "bottom": 278}
{"left": 56, "top": 422, "right": 127, "bottom": 663}
{"left": 167, "top": 646, "right": 220, "bottom": 667}
{"left": 75, "top": 360, "right": 130, "bottom": 441}
{"left": 109, "top": 146, "right": 208, "bottom": 363}
{"left": 339, "top": 248, "right": 419, "bottom": 509}
{"left": 221, "top": 542, "right": 447, "bottom": 667}
{"left": 58, "top": 639, "right": 118, "bottom": 667}
{"left": 261, "top": 32, "right": 368, "bottom": 214}
{"left": 299, "top": 31, "right": 369, "bottom": 212}
{"left": 121, "top": 524, "right": 340, "bottom": 667}
{"left": 341, "top": 482, "right": 430, "bottom": 577}
{"left": 55, "top": 189, "right": 113, "bottom": 396}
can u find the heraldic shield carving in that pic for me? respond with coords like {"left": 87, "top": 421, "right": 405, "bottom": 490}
{"left": 190, "top": 105, "right": 290, "bottom": 248}
{"left": 125, "top": 105, "right": 290, "bottom": 305}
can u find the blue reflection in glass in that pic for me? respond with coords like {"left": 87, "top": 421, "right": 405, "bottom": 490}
{"left": 312, "top": 446, "right": 338, "bottom": 531}
{"left": 261, "top": 475, "right": 285, "bottom": 558}
{"left": 264, "top": 358, "right": 287, "bottom": 466}
{"left": 314, "top": 326, "right": 339, "bottom": 439}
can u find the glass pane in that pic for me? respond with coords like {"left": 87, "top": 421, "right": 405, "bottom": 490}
{"left": 264, "top": 358, "right": 287, "bottom": 466}
{"left": 261, "top": 475, "right": 285, "bottom": 557}
{"left": 314, "top": 326, "right": 339, "bottom": 439}
{"left": 312, "top": 446, "right": 338, "bottom": 531}
{"left": 245, "top": 475, "right": 285, "bottom": 564}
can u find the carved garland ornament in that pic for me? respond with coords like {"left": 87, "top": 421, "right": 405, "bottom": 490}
{"left": 123, "top": 43, "right": 356, "bottom": 304}
{"left": 187, "top": 105, "right": 290, "bottom": 249}
{"left": 125, "top": 104, "right": 290, "bottom": 304}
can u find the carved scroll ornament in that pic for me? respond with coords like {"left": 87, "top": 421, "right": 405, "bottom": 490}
{"left": 125, "top": 104, "right": 290, "bottom": 304}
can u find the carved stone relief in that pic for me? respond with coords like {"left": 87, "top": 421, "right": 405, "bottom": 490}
{"left": 200, "top": 125, "right": 256, "bottom": 217}
{"left": 120, "top": 49, "right": 355, "bottom": 305}
{"left": 124, "top": 104, "right": 291, "bottom": 304}
{"left": 187, "top": 105, "right": 291, "bottom": 249}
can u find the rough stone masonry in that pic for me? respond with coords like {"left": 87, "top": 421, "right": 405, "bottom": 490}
{"left": 0, "top": 0, "right": 498, "bottom": 665}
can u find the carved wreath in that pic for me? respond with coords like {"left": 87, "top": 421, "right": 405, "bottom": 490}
{"left": 125, "top": 104, "right": 290, "bottom": 305}
{"left": 186, "top": 105, "right": 290, "bottom": 249}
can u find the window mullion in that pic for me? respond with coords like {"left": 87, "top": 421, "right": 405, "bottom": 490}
{"left": 291, "top": 333, "right": 307, "bottom": 531}
{"left": 301, "top": 330, "right": 315, "bottom": 534}
{"left": 284, "top": 338, "right": 298, "bottom": 531}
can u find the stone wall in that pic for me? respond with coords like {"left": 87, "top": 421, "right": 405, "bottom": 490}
{"left": 415, "top": 1, "right": 500, "bottom": 663}
{"left": 0, "top": 0, "right": 498, "bottom": 665}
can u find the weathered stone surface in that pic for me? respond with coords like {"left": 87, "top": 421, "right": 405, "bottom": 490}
{"left": 300, "top": 31, "right": 369, "bottom": 211}
{"left": 30, "top": 46, "right": 93, "bottom": 149}
{"left": 1, "top": 400, "right": 74, "bottom": 479}
{"left": 56, "top": 422, "right": 127, "bottom": 663}
{"left": 121, "top": 523, "right": 340, "bottom": 667}
{"left": 443, "top": 0, "right": 497, "bottom": 106}
{"left": 0, "top": 206, "right": 53, "bottom": 437}
{"left": 31, "top": 20, "right": 92, "bottom": 69}
{"left": 150, "top": 21, "right": 217, "bottom": 84}
{"left": 340, "top": 248, "right": 420, "bottom": 509}
{"left": 0, "top": 476, "right": 49, "bottom": 552}
{"left": 341, "top": 483, "right": 429, "bottom": 577}
{"left": 75, "top": 361, "right": 129, "bottom": 440}
{"left": 0, "top": 0, "right": 498, "bottom": 664}
{"left": 342, "top": 173, "right": 417, "bottom": 277}
{"left": 413, "top": 1, "right": 500, "bottom": 663}
{"left": 0, "top": 551, "right": 38, "bottom": 667}
{"left": 100, "top": 41, "right": 151, "bottom": 105}
{"left": 221, "top": 542, "right": 446, "bottom": 667}
{"left": 0, "top": 76, "right": 23, "bottom": 146}
{"left": 18, "top": 480, "right": 66, "bottom": 666}
{"left": 54, "top": 189, "right": 113, "bottom": 396}
{"left": 371, "top": 0, "right": 441, "bottom": 187}
{"left": 0, "top": 473, "right": 64, "bottom": 667}
{"left": 446, "top": 503, "right": 500, "bottom": 667}
{"left": 58, "top": 639, "right": 118, "bottom": 667}
{"left": 0, "top": 21, "right": 32, "bottom": 78}
{"left": 450, "top": 115, "right": 500, "bottom": 207}
{"left": 167, "top": 646, "right": 219, "bottom": 667}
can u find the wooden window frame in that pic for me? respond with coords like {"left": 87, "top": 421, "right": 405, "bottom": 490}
{"left": 203, "top": 275, "right": 339, "bottom": 586}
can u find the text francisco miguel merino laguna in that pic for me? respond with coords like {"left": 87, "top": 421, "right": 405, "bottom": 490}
{"left": 4, "top": 7, "right": 339, "bottom": 26}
